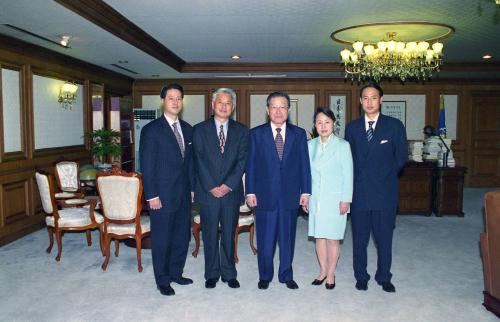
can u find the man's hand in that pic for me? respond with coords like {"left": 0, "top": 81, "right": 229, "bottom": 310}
{"left": 339, "top": 201, "right": 350, "bottom": 215}
{"left": 300, "top": 194, "right": 310, "bottom": 213}
{"left": 210, "top": 187, "right": 223, "bottom": 198}
{"left": 217, "top": 184, "right": 231, "bottom": 198}
{"left": 191, "top": 191, "right": 195, "bottom": 203}
{"left": 148, "top": 198, "right": 162, "bottom": 210}
{"left": 246, "top": 195, "right": 257, "bottom": 208}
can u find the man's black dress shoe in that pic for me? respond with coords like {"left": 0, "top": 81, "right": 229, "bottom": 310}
{"left": 222, "top": 278, "right": 240, "bottom": 288}
{"left": 311, "top": 277, "right": 327, "bottom": 285}
{"left": 285, "top": 280, "right": 299, "bottom": 289}
{"left": 258, "top": 280, "right": 269, "bottom": 289}
{"left": 158, "top": 285, "right": 175, "bottom": 296}
{"left": 355, "top": 280, "right": 368, "bottom": 291}
{"left": 205, "top": 278, "right": 218, "bottom": 289}
{"left": 171, "top": 276, "right": 193, "bottom": 285}
{"left": 379, "top": 281, "right": 396, "bottom": 293}
{"left": 325, "top": 282, "right": 336, "bottom": 290}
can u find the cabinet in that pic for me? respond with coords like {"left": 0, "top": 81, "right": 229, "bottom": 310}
{"left": 433, "top": 167, "right": 466, "bottom": 216}
{"left": 398, "top": 162, "right": 435, "bottom": 215}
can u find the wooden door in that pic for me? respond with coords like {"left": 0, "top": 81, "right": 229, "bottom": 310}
{"left": 469, "top": 94, "right": 500, "bottom": 187}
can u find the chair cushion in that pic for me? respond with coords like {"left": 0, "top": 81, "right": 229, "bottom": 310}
{"left": 238, "top": 214, "right": 254, "bottom": 226}
{"left": 240, "top": 204, "right": 252, "bottom": 213}
{"left": 97, "top": 176, "right": 140, "bottom": 220}
{"left": 45, "top": 208, "right": 103, "bottom": 228}
{"left": 56, "top": 162, "right": 79, "bottom": 192}
{"left": 35, "top": 172, "right": 53, "bottom": 214}
{"left": 106, "top": 216, "right": 150, "bottom": 235}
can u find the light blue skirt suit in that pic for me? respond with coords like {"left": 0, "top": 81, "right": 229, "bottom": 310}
{"left": 308, "top": 135, "right": 353, "bottom": 240}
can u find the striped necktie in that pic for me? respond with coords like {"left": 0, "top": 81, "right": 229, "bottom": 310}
{"left": 275, "top": 128, "right": 284, "bottom": 160}
{"left": 219, "top": 124, "right": 225, "bottom": 154}
{"left": 172, "top": 122, "right": 184, "bottom": 158}
{"left": 367, "top": 121, "right": 374, "bottom": 142}
{"left": 366, "top": 121, "right": 375, "bottom": 142}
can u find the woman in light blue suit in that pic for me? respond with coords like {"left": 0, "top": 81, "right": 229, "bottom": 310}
{"left": 308, "top": 107, "right": 353, "bottom": 290}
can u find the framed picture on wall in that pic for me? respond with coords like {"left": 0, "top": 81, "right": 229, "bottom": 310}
{"left": 288, "top": 98, "right": 299, "bottom": 125}
{"left": 329, "top": 95, "right": 347, "bottom": 138}
{"left": 382, "top": 101, "right": 406, "bottom": 126}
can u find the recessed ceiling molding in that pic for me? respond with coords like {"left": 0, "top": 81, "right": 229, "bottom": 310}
{"left": 2, "top": 24, "right": 70, "bottom": 48}
{"left": 182, "top": 62, "right": 344, "bottom": 73}
{"left": 54, "top": 0, "right": 185, "bottom": 71}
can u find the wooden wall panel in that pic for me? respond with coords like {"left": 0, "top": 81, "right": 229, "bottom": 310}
{"left": 0, "top": 36, "right": 133, "bottom": 245}
{"left": 134, "top": 79, "right": 500, "bottom": 187}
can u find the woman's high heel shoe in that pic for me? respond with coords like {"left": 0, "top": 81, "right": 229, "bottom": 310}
{"left": 325, "top": 282, "right": 336, "bottom": 290}
{"left": 311, "top": 277, "right": 327, "bottom": 285}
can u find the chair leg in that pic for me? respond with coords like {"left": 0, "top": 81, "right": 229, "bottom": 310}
{"left": 86, "top": 230, "right": 92, "bottom": 246}
{"left": 101, "top": 235, "right": 111, "bottom": 271}
{"left": 55, "top": 229, "right": 63, "bottom": 261}
{"left": 136, "top": 237, "right": 143, "bottom": 273}
{"left": 114, "top": 239, "right": 119, "bottom": 257}
{"left": 234, "top": 226, "right": 240, "bottom": 264}
{"left": 249, "top": 224, "right": 257, "bottom": 255}
{"left": 192, "top": 222, "right": 201, "bottom": 257}
{"left": 46, "top": 226, "right": 54, "bottom": 253}
{"left": 99, "top": 228, "right": 105, "bottom": 256}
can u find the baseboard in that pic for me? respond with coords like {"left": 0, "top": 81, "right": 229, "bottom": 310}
{"left": 483, "top": 291, "right": 500, "bottom": 318}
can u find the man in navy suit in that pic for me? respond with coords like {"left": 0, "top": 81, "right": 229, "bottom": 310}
{"left": 140, "top": 83, "right": 194, "bottom": 296}
{"left": 245, "top": 91, "right": 311, "bottom": 290}
{"left": 193, "top": 88, "right": 248, "bottom": 289}
{"left": 345, "top": 83, "right": 408, "bottom": 293}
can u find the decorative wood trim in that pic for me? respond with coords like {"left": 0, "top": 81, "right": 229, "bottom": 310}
{"left": 54, "top": 0, "right": 185, "bottom": 71}
{"left": 182, "top": 62, "right": 344, "bottom": 73}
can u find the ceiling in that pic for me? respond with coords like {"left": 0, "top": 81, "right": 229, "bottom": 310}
{"left": 0, "top": 0, "right": 499, "bottom": 80}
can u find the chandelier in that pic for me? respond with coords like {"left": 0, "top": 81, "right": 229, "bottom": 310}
{"left": 331, "top": 22, "right": 454, "bottom": 82}
{"left": 58, "top": 81, "right": 79, "bottom": 109}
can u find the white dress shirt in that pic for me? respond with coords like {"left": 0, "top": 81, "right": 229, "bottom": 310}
{"left": 270, "top": 122, "right": 286, "bottom": 144}
{"left": 364, "top": 113, "right": 380, "bottom": 131}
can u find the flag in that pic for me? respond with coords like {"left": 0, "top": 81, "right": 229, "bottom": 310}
{"left": 438, "top": 95, "right": 447, "bottom": 137}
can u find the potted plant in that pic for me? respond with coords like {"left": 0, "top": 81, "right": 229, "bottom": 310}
{"left": 85, "top": 128, "right": 122, "bottom": 169}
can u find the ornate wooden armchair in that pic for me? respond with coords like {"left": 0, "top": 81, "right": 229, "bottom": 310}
{"left": 96, "top": 167, "right": 150, "bottom": 272}
{"left": 54, "top": 161, "right": 85, "bottom": 198}
{"left": 35, "top": 171, "right": 103, "bottom": 261}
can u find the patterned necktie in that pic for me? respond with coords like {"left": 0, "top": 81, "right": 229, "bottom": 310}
{"left": 275, "top": 128, "right": 284, "bottom": 160}
{"left": 172, "top": 122, "right": 184, "bottom": 158}
{"left": 219, "top": 124, "right": 225, "bottom": 154}
{"left": 367, "top": 121, "right": 375, "bottom": 142}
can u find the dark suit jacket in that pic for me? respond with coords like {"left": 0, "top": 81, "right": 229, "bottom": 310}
{"left": 245, "top": 122, "right": 311, "bottom": 211}
{"left": 193, "top": 118, "right": 248, "bottom": 206}
{"left": 139, "top": 116, "right": 193, "bottom": 213}
{"left": 345, "top": 114, "right": 408, "bottom": 212}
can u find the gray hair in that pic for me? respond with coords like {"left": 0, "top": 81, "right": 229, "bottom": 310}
{"left": 212, "top": 88, "right": 237, "bottom": 107}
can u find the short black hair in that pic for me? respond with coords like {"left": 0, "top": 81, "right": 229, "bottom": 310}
{"left": 313, "top": 107, "right": 336, "bottom": 123}
{"left": 160, "top": 83, "right": 184, "bottom": 99}
{"left": 266, "top": 91, "right": 290, "bottom": 108}
{"left": 359, "top": 82, "right": 384, "bottom": 97}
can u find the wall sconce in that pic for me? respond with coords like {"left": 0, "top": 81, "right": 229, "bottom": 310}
{"left": 58, "top": 82, "right": 78, "bottom": 109}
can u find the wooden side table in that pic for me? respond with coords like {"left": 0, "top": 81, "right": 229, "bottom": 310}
{"left": 398, "top": 162, "right": 436, "bottom": 215}
{"left": 433, "top": 167, "right": 466, "bottom": 216}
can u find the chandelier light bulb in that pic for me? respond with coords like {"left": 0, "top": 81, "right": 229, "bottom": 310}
{"left": 418, "top": 41, "right": 430, "bottom": 52}
{"left": 406, "top": 42, "right": 418, "bottom": 52}
{"left": 387, "top": 40, "right": 397, "bottom": 52}
{"left": 340, "top": 49, "right": 351, "bottom": 62}
{"left": 432, "top": 42, "right": 443, "bottom": 54}
{"left": 364, "top": 44, "right": 375, "bottom": 56}
{"left": 377, "top": 41, "right": 387, "bottom": 52}
{"left": 353, "top": 41, "right": 364, "bottom": 53}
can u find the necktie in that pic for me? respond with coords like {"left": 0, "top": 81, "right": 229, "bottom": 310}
{"left": 275, "top": 128, "right": 284, "bottom": 160}
{"left": 172, "top": 122, "right": 184, "bottom": 158}
{"left": 219, "top": 124, "right": 225, "bottom": 154}
{"left": 367, "top": 121, "right": 374, "bottom": 142}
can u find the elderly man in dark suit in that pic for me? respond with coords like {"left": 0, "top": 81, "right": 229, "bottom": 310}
{"left": 140, "top": 83, "right": 194, "bottom": 296}
{"left": 193, "top": 88, "right": 248, "bottom": 289}
{"left": 245, "top": 91, "right": 311, "bottom": 290}
{"left": 345, "top": 83, "right": 408, "bottom": 293}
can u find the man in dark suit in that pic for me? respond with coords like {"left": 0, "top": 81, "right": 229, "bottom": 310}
{"left": 193, "top": 88, "right": 248, "bottom": 289}
{"left": 345, "top": 83, "right": 408, "bottom": 293}
{"left": 245, "top": 91, "right": 311, "bottom": 290}
{"left": 140, "top": 83, "right": 194, "bottom": 296}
